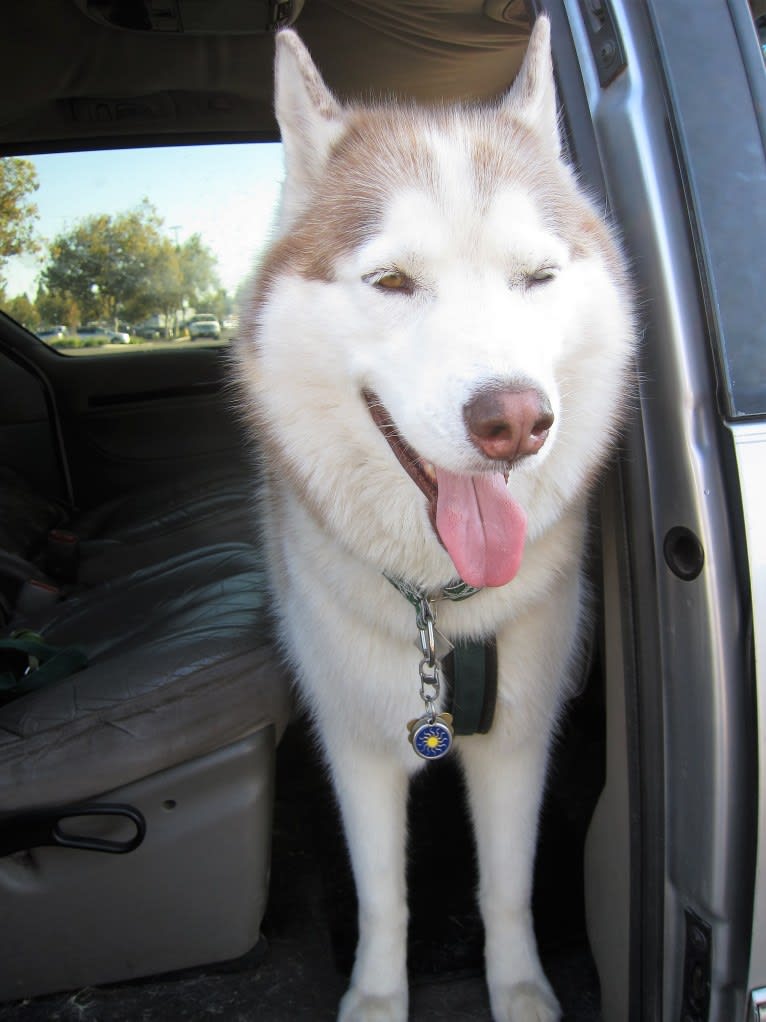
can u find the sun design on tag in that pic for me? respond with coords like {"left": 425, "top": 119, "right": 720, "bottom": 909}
{"left": 409, "top": 718, "right": 453, "bottom": 760}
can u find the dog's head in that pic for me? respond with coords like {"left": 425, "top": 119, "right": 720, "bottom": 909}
{"left": 239, "top": 17, "right": 634, "bottom": 591}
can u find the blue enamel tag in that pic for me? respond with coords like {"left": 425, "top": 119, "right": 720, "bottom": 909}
{"left": 407, "top": 713, "right": 454, "bottom": 761}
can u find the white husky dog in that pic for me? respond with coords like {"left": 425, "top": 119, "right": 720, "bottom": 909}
{"left": 235, "top": 15, "right": 634, "bottom": 1022}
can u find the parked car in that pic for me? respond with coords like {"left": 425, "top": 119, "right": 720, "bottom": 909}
{"left": 76, "top": 325, "right": 130, "bottom": 344}
{"left": 187, "top": 314, "right": 221, "bottom": 339}
{"left": 34, "top": 325, "right": 67, "bottom": 342}
{"left": 135, "top": 322, "right": 168, "bottom": 339}
{"left": 0, "top": 2, "right": 764, "bottom": 1020}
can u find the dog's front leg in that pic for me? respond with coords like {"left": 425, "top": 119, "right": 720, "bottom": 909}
{"left": 328, "top": 744, "right": 410, "bottom": 1022}
{"left": 460, "top": 730, "right": 561, "bottom": 1022}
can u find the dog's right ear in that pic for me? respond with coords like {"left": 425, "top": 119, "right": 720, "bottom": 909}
{"left": 274, "top": 30, "right": 345, "bottom": 230}
{"left": 501, "top": 16, "right": 561, "bottom": 159}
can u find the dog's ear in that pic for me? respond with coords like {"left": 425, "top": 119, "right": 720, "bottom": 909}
{"left": 501, "top": 16, "right": 561, "bottom": 158}
{"left": 274, "top": 30, "right": 345, "bottom": 230}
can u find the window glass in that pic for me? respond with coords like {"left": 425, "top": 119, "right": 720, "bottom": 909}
{"left": 752, "top": 0, "right": 766, "bottom": 62}
{"left": 0, "top": 143, "right": 283, "bottom": 353}
{"left": 654, "top": 0, "right": 766, "bottom": 418}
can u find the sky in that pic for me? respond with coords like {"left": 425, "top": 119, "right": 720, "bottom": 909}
{"left": 4, "top": 142, "right": 285, "bottom": 299}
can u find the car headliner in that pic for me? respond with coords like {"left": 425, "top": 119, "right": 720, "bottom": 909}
{"left": 1, "top": 1, "right": 531, "bottom": 154}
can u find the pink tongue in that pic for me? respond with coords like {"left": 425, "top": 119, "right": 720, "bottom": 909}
{"left": 434, "top": 468, "right": 527, "bottom": 588}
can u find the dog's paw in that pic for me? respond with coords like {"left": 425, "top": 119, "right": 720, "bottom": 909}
{"left": 337, "top": 987, "right": 407, "bottom": 1022}
{"left": 488, "top": 981, "right": 561, "bottom": 1022}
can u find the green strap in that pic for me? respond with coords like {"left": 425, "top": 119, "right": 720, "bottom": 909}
{"left": 0, "top": 631, "right": 88, "bottom": 701}
{"left": 446, "top": 638, "right": 498, "bottom": 735}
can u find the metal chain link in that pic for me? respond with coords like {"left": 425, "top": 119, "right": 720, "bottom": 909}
{"left": 416, "top": 597, "right": 440, "bottom": 720}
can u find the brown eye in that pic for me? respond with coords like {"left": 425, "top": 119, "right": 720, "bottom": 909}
{"left": 378, "top": 272, "right": 407, "bottom": 289}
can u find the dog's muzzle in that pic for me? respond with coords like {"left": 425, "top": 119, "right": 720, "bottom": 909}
{"left": 362, "top": 387, "right": 535, "bottom": 589}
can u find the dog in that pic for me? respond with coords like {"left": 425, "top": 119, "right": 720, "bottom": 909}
{"left": 233, "top": 15, "right": 635, "bottom": 1021}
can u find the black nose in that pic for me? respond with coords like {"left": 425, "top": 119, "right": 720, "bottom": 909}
{"left": 463, "top": 385, "right": 554, "bottom": 462}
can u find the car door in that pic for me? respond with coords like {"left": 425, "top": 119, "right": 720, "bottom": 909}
{"left": 541, "top": 0, "right": 765, "bottom": 1018}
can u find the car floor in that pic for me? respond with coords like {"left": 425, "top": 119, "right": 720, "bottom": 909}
{"left": 0, "top": 696, "right": 604, "bottom": 1022}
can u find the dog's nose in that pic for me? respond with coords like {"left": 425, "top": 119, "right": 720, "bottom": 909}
{"left": 464, "top": 386, "right": 554, "bottom": 462}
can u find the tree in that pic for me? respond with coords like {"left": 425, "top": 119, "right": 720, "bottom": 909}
{"left": 4, "top": 293, "right": 40, "bottom": 331}
{"left": 178, "top": 234, "right": 219, "bottom": 311}
{"left": 0, "top": 158, "right": 40, "bottom": 286}
{"left": 121, "top": 236, "right": 183, "bottom": 331}
{"left": 35, "top": 284, "right": 80, "bottom": 331}
{"left": 42, "top": 200, "right": 166, "bottom": 327}
{"left": 196, "top": 286, "right": 229, "bottom": 323}
{"left": 41, "top": 202, "right": 222, "bottom": 333}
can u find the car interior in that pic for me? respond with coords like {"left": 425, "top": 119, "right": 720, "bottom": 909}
{"left": 0, "top": 1, "right": 764, "bottom": 1020}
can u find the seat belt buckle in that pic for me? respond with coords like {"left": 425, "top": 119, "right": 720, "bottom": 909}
{"left": 45, "top": 529, "right": 80, "bottom": 583}
{"left": 15, "top": 579, "right": 62, "bottom": 617}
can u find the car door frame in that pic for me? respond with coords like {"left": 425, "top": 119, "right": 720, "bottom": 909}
{"left": 538, "top": 0, "right": 763, "bottom": 1018}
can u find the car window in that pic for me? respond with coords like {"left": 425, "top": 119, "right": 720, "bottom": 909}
{"left": 0, "top": 143, "right": 283, "bottom": 354}
{"left": 753, "top": 0, "right": 766, "bottom": 61}
{"left": 644, "top": 0, "right": 766, "bottom": 419}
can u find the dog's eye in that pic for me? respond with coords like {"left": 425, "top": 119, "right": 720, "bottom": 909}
{"left": 363, "top": 270, "right": 414, "bottom": 294}
{"left": 378, "top": 272, "right": 407, "bottom": 290}
{"left": 526, "top": 265, "right": 559, "bottom": 287}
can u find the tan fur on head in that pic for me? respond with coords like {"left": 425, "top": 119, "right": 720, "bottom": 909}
{"left": 253, "top": 14, "right": 617, "bottom": 302}
{"left": 273, "top": 16, "right": 562, "bottom": 234}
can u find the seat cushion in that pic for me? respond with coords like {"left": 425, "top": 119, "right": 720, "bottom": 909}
{"left": 73, "top": 463, "right": 252, "bottom": 544}
{"left": 0, "top": 463, "right": 257, "bottom": 592}
{"left": 0, "top": 542, "right": 291, "bottom": 811}
{"left": 69, "top": 464, "right": 257, "bottom": 585}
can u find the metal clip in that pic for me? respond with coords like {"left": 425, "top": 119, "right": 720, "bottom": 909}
{"left": 416, "top": 597, "right": 437, "bottom": 667}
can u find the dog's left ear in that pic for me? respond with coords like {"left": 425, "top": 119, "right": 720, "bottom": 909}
{"left": 501, "top": 16, "right": 561, "bottom": 158}
{"left": 274, "top": 30, "right": 345, "bottom": 230}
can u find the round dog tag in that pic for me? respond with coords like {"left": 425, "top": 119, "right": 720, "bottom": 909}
{"left": 407, "top": 714, "right": 454, "bottom": 761}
